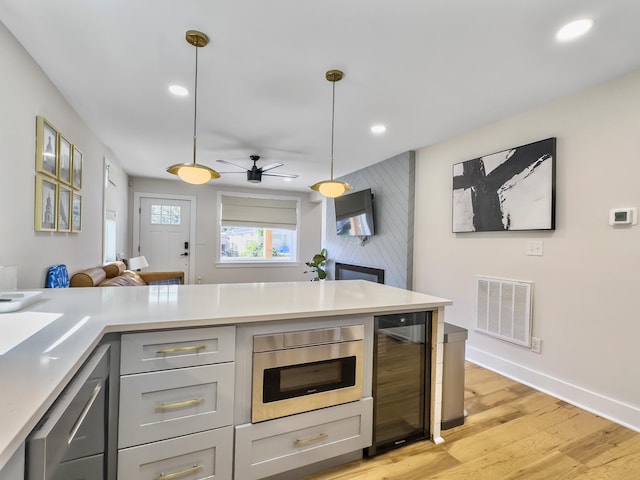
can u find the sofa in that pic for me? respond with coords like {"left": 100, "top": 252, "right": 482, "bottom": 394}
{"left": 70, "top": 261, "right": 184, "bottom": 287}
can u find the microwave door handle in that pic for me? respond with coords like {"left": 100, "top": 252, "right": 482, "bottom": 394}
{"left": 68, "top": 383, "right": 102, "bottom": 445}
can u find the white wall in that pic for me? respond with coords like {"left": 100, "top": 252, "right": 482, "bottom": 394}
{"left": 0, "top": 21, "right": 128, "bottom": 288}
{"left": 128, "top": 176, "right": 322, "bottom": 284}
{"left": 414, "top": 69, "right": 640, "bottom": 430}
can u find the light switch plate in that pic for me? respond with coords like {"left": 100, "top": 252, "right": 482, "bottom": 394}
{"left": 531, "top": 337, "right": 542, "bottom": 354}
{"left": 526, "top": 241, "right": 544, "bottom": 256}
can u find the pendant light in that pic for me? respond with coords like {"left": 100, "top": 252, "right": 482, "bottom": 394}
{"left": 167, "top": 30, "right": 220, "bottom": 184}
{"left": 310, "top": 69, "right": 352, "bottom": 198}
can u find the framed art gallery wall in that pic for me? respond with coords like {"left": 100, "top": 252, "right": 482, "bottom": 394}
{"left": 34, "top": 116, "right": 83, "bottom": 233}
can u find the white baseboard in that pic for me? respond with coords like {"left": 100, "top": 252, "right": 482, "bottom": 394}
{"left": 466, "top": 346, "right": 640, "bottom": 433}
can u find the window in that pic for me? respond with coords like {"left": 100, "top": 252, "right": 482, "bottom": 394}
{"left": 151, "top": 204, "right": 181, "bottom": 225}
{"left": 219, "top": 194, "right": 299, "bottom": 263}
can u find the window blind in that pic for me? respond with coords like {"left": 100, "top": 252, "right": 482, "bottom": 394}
{"left": 221, "top": 195, "right": 297, "bottom": 230}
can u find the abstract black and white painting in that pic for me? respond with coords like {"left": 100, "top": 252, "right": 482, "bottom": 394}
{"left": 452, "top": 138, "right": 556, "bottom": 232}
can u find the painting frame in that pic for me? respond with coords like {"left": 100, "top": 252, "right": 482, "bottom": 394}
{"left": 57, "top": 184, "right": 72, "bottom": 232}
{"left": 71, "top": 191, "right": 82, "bottom": 233}
{"left": 58, "top": 133, "right": 72, "bottom": 185}
{"left": 35, "top": 116, "right": 58, "bottom": 178}
{"left": 72, "top": 145, "right": 83, "bottom": 190}
{"left": 452, "top": 137, "right": 556, "bottom": 233}
{"left": 35, "top": 174, "right": 58, "bottom": 232}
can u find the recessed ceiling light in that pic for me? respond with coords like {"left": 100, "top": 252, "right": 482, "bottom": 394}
{"left": 283, "top": 177, "right": 294, "bottom": 182}
{"left": 371, "top": 124, "right": 386, "bottom": 134}
{"left": 168, "top": 85, "right": 189, "bottom": 96}
{"left": 556, "top": 18, "right": 595, "bottom": 42}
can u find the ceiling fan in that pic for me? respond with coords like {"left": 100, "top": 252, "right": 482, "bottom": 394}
{"left": 216, "top": 155, "right": 299, "bottom": 183}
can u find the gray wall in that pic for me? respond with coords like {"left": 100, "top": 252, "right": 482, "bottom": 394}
{"left": 414, "top": 69, "right": 640, "bottom": 431}
{"left": 324, "top": 151, "right": 415, "bottom": 289}
{"left": 0, "top": 21, "right": 128, "bottom": 288}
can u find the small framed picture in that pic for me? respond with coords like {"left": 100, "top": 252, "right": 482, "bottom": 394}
{"left": 72, "top": 191, "right": 82, "bottom": 232}
{"left": 35, "top": 174, "right": 57, "bottom": 231}
{"left": 72, "top": 145, "right": 83, "bottom": 190}
{"left": 58, "top": 134, "right": 72, "bottom": 185}
{"left": 35, "top": 116, "right": 58, "bottom": 178}
{"left": 57, "top": 184, "right": 72, "bottom": 232}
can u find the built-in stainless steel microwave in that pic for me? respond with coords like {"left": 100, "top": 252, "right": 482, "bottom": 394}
{"left": 252, "top": 325, "right": 364, "bottom": 423}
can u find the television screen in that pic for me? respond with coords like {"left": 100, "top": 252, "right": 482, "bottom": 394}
{"left": 335, "top": 188, "right": 375, "bottom": 236}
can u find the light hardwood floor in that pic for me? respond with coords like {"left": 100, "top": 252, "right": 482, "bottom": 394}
{"left": 303, "top": 362, "right": 640, "bottom": 479}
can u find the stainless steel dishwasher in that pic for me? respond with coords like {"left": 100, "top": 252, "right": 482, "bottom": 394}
{"left": 27, "top": 343, "right": 111, "bottom": 480}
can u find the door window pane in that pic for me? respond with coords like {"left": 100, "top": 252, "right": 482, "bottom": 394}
{"left": 150, "top": 204, "right": 181, "bottom": 225}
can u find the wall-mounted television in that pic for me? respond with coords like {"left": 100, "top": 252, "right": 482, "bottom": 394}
{"left": 334, "top": 188, "right": 375, "bottom": 236}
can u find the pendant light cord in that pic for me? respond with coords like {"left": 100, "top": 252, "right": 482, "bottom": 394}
{"left": 330, "top": 79, "right": 336, "bottom": 180}
{"left": 192, "top": 39, "right": 199, "bottom": 165}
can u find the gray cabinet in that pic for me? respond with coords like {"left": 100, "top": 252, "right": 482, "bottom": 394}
{"left": 118, "top": 363, "right": 234, "bottom": 448}
{"left": 235, "top": 398, "right": 373, "bottom": 480}
{"left": 118, "top": 326, "right": 235, "bottom": 480}
{"left": 118, "top": 427, "right": 233, "bottom": 480}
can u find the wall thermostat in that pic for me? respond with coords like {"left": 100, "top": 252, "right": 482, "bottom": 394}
{"left": 609, "top": 208, "right": 637, "bottom": 226}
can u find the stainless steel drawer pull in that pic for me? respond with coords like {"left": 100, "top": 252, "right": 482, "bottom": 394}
{"left": 157, "top": 464, "right": 203, "bottom": 480}
{"left": 155, "top": 397, "right": 205, "bottom": 411}
{"left": 156, "top": 344, "right": 207, "bottom": 354}
{"left": 293, "top": 433, "right": 328, "bottom": 447}
{"left": 68, "top": 383, "right": 102, "bottom": 445}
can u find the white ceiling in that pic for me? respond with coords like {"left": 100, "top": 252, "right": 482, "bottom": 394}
{"left": 2, "top": 0, "right": 640, "bottom": 192}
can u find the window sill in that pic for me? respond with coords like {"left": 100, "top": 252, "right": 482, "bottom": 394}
{"left": 215, "top": 261, "right": 302, "bottom": 268}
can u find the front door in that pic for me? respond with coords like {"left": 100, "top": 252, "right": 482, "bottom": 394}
{"left": 138, "top": 196, "right": 192, "bottom": 280}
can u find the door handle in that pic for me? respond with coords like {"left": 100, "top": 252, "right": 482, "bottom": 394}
{"left": 180, "top": 252, "right": 188, "bottom": 256}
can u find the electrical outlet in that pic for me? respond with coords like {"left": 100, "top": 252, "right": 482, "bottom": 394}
{"left": 531, "top": 337, "right": 542, "bottom": 353}
{"left": 527, "top": 241, "right": 544, "bottom": 256}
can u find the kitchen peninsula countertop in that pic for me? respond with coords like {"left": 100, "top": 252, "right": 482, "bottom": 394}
{"left": 0, "top": 280, "right": 451, "bottom": 471}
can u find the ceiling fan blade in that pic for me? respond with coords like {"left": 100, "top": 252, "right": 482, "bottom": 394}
{"left": 260, "top": 162, "right": 283, "bottom": 172}
{"left": 263, "top": 172, "right": 299, "bottom": 179}
{"left": 216, "top": 159, "right": 247, "bottom": 171}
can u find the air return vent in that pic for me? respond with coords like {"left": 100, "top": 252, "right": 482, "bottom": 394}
{"left": 476, "top": 276, "right": 532, "bottom": 347}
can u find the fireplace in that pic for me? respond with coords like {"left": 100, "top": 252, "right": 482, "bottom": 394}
{"left": 334, "top": 262, "right": 384, "bottom": 284}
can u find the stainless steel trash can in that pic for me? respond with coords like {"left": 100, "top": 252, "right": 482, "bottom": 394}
{"left": 441, "top": 323, "right": 468, "bottom": 430}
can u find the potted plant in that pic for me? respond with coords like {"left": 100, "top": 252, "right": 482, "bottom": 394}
{"left": 305, "top": 248, "right": 327, "bottom": 281}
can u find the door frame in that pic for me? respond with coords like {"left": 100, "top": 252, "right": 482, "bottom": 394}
{"left": 132, "top": 192, "right": 197, "bottom": 285}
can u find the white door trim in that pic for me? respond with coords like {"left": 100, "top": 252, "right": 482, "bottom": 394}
{"left": 133, "top": 192, "right": 197, "bottom": 285}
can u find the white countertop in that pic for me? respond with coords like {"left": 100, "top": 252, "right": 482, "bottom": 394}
{"left": 0, "top": 280, "right": 451, "bottom": 470}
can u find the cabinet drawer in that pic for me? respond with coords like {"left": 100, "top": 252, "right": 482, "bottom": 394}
{"left": 118, "top": 427, "right": 232, "bottom": 480}
{"left": 121, "top": 326, "right": 235, "bottom": 374}
{"left": 119, "top": 363, "right": 234, "bottom": 448}
{"left": 235, "top": 398, "right": 372, "bottom": 480}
